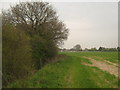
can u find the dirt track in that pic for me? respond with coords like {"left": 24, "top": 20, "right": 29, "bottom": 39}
{"left": 82, "top": 56, "right": 119, "bottom": 77}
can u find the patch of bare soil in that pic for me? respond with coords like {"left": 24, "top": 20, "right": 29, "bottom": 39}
{"left": 82, "top": 56, "right": 119, "bottom": 78}
{"left": 104, "top": 60, "right": 118, "bottom": 67}
{"left": 92, "top": 56, "right": 118, "bottom": 67}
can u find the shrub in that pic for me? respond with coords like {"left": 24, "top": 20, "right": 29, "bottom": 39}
{"left": 2, "top": 25, "right": 32, "bottom": 86}
{"left": 31, "top": 35, "right": 58, "bottom": 70}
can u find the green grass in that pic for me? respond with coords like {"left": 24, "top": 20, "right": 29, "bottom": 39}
{"left": 7, "top": 52, "right": 119, "bottom": 88}
{"left": 64, "top": 51, "right": 118, "bottom": 63}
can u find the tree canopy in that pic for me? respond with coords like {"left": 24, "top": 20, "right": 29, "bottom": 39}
{"left": 2, "top": 2, "right": 68, "bottom": 45}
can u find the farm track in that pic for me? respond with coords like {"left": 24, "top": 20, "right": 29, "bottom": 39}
{"left": 82, "top": 56, "right": 119, "bottom": 78}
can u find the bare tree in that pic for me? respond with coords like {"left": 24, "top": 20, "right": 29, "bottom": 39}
{"left": 2, "top": 2, "right": 69, "bottom": 70}
{"left": 2, "top": 2, "right": 68, "bottom": 45}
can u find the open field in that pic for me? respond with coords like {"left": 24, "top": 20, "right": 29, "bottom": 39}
{"left": 7, "top": 52, "right": 119, "bottom": 88}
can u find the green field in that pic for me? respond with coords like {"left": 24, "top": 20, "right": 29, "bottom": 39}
{"left": 8, "top": 52, "right": 119, "bottom": 88}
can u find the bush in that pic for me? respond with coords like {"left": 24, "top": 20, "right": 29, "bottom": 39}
{"left": 2, "top": 25, "right": 32, "bottom": 86}
{"left": 31, "top": 35, "right": 58, "bottom": 70}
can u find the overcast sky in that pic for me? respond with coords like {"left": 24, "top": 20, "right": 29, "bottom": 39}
{"left": 0, "top": 0, "right": 118, "bottom": 49}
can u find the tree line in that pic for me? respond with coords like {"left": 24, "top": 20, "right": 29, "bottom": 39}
{"left": 60, "top": 44, "right": 119, "bottom": 52}
{"left": 2, "top": 2, "right": 68, "bottom": 86}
